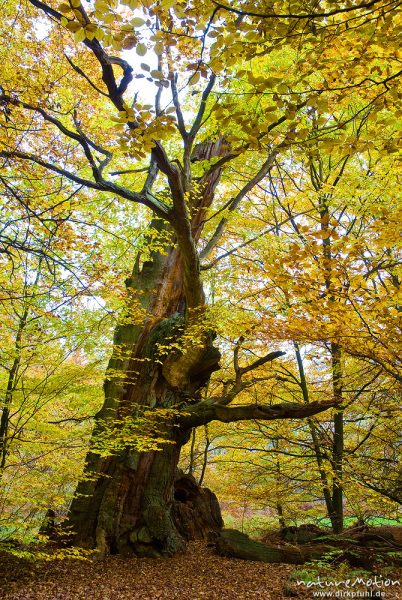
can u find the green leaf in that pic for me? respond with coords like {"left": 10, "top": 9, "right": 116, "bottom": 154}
{"left": 136, "top": 43, "right": 147, "bottom": 56}
{"left": 189, "top": 71, "right": 200, "bottom": 85}
{"left": 58, "top": 3, "right": 72, "bottom": 13}
{"left": 74, "top": 28, "right": 86, "bottom": 43}
{"left": 131, "top": 17, "right": 145, "bottom": 27}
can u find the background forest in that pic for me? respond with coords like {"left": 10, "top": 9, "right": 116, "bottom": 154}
{"left": 0, "top": 0, "right": 401, "bottom": 571}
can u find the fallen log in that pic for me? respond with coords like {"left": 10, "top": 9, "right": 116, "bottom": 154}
{"left": 211, "top": 529, "right": 402, "bottom": 569}
{"left": 211, "top": 529, "right": 317, "bottom": 564}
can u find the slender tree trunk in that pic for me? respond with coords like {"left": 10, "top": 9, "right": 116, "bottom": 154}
{"left": 318, "top": 182, "right": 345, "bottom": 534}
{"left": 198, "top": 425, "right": 210, "bottom": 487}
{"left": 331, "top": 343, "right": 344, "bottom": 534}
{"left": 0, "top": 306, "right": 28, "bottom": 473}
{"left": 276, "top": 502, "right": 286, "bottom": 528}
{"left": 294, "top": 343, "right": 335, "bottom": 524}
{"left": 1, "top": 262, "right": 42, "bottom": 476}
{"left": 187, "top": 428, "right": 196, "bottom": 476}
{"left": 272, "top": 440, "right": 287, "bottom": 528}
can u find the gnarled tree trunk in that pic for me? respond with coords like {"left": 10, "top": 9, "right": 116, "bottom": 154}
{"left": 67, "top": 141, "right": 225, "bottom": 557}
{"left": 67, "top": 255, "right": 220, "bottom": 555}
{"left": 65, "top": 138, "right": 338, "bottom": 557}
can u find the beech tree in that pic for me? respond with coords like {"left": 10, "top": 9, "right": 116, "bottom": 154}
{"left": 1, "top": 0, "right": 401, "bottom": 556}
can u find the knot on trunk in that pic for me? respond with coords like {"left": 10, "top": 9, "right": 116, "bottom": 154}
{"left": 163, "top": 341, "right": 221, "bottom": 391}
{"left": 149, "top": 314, "right": 220, "bottom": 392}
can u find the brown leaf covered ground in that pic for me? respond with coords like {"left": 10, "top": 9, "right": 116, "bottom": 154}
{"left": 1, "top": 542, "right": 401, "bottom": 600}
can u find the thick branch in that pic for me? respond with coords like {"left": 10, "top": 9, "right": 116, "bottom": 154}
{"left": 181, "top": 73, "right": 217, "bottom": 181}
{"left": 151, "top": 141, "right": 205, "bottom": 307}
{"left": 152, "top": 141, "right": 183, "bottom": 184}
{"left": 0, "top": 150, "right": 170, "bottom": 218}
{"left": 239, "top": 350, "right": 286, "bottom": 377}
{"left": 189, "top": 74, "right": 216, "bottom": 141}
{"left": 170, "top": 73, "right": 188, "bottom": 141}
{"left": 180, "top": 399, "right": 337, "bottom": 428}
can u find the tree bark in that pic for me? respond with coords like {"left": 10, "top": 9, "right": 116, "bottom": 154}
{"left": 172, "top": 471, "right": 223, "bottom": 540}
{"left": 66, "top": 244, "right": 219, "bottom": 556}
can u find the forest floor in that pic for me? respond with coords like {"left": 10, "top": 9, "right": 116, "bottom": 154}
{"left": 1, "top": 541, "right": 401, "bottom": 600}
